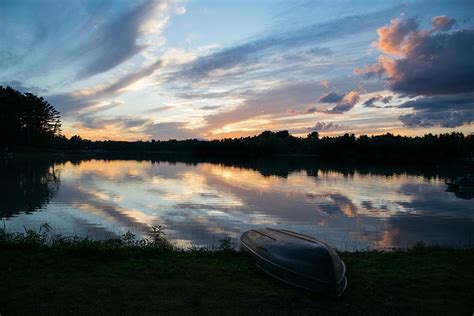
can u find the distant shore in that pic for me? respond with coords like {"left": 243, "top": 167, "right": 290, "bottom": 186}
{"left": 1, "top": 232, "right": 473, "bottom": 315}
{"left": 3, "top": 130, "right": 474, "bottom": 167}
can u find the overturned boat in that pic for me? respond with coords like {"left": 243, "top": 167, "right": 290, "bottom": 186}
{"left": 240, "top": 228, "right": 347, "bottom": 296}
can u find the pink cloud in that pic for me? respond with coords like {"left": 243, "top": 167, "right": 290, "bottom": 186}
{"left": 432, "top": 16, "right": 456, "bottom": 32}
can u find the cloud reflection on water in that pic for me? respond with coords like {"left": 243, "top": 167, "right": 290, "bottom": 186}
{"left": 2, "top": 159, "right": 474, "bottom": 250}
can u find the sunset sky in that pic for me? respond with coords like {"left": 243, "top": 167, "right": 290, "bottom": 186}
{"left": 1, "top": 0, "right": 473, "bottom": 140}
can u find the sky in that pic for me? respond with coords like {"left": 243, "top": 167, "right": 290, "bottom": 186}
{"left": 1, "top": 0, "right": 473, "bottom": 141}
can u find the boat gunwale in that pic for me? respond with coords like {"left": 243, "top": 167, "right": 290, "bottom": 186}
{"left": 251, "top": 229, "right": 276, "bottom": 240}
{"left": 267, "top": 228, "right": 319, "bottom": 244}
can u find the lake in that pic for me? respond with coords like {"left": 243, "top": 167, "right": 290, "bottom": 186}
{"left": 1, "top": 156, "right": 473, "bottom": 251}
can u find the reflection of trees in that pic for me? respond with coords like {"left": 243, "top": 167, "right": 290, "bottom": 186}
{"left": 38, "top": 151, "right": 472, "bottom": 180}
{"left": 447, "top": 189, "right": 474, "bottom": 200}
{"left": 143, "top": 154, "right": 471, "bottom": 180}
{"left": 0, "top": 159, "right": 60, "bottom": 218}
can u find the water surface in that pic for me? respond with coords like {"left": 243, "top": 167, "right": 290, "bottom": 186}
{"left": 1, "top": 157, "right": 473, "bottom": 250}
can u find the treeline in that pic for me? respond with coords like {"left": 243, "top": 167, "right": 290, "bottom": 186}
{"left": 62, "top": 131, "right": 473, "bottom": 164}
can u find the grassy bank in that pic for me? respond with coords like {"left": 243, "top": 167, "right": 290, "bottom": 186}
{"left": 0, "top": 230, "right": 473, "bottom": 315}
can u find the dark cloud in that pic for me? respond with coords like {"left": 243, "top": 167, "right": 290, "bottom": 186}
{"left": 306, "top": 106, "right": 317, "bottom": 114}
{"left": 363, "top": 96, "right": 379, "bottom": 107}
{"left": 78, "top": 115, "right": 149, "bottom": 130}
{"left": 398, "top": 93, "right": 474, "bottom": 128}
{"left": 200, "top": 105, "right": 222, "bottom": 110}
{"left": 363, "top": 95, "right": 393, "bottom": 107}
{"left": 387, "top": 29, "right": 474, "bottom": 95}
{"left": 76, "top": 1, "right": 162, "bottom": 78}
{"left": 144, "top": 105, "right": 174, "bottom": 114}
{"left": 356, "top": 17, "right": 474, "bottom": 96}
{"left": 308, "top": 121, "right": 343, "bottom": 131}
{"left": 145, "top": 122, "right": 196, "bottom": 140}
{"left": 381, "top": 96, "right": 393, "bottom": 103}
{"left": 321, "top": 91, "right": 360, "bottom": 114}
{"left": 318, "top": 91, "right": 344, "bottom": 103}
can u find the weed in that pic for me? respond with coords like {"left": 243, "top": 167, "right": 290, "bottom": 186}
{"left": 217, "top": 236, "right": 234, "bottom": 252}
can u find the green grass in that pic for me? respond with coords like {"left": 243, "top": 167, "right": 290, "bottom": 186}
{"left": 0, "top": 235, "right": 473, "bottom": 315}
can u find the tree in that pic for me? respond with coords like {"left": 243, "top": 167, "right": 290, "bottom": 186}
{"left": 0, "top": 86, "right": 61, "bottom": 146}
{"left": 307, "top": 131, "right": 319, "bottom": 140}
{"left": 68, "top": 135, "right": 83, "bottom": 150}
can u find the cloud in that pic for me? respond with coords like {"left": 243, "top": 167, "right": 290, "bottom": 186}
{"left": 46, "top": 60, "right": 165, "bottom": 140}
{"left": 200, "top": 105, "right": 222, "bottom": 110}
{"left": 322, "top": 91, "right": 360, "bottom": 114}
{"left": 76, "top": 1, "right": 157, "bottom": 78}
{"left": 308, "top": 121, "right": 343, "bottom": 131}
{"left": 47, "top": 60, "right": 162, "bottom": 115}
{"left": 0, "top": 80, "right": 48, "bottom": 95}
{"left": 353, "top": 16, "right": 474, "bottom": 130}
{"left": 71, "top": 112, "right": 151, "bottom": 134}
{"left": 432, "top": 16, "right": 456, "bottom": 32}
{"left": 203, "top": 81, "right": 328, "bottom": 131}
{"left": 71, "top": 115, "right": 197, "bottom": 141}
{"left": 355, "top": 16, "right": 474, "bottom": 96}
{"left": 172, "top": 6, "right": 402, "bottom": 82}
{"left": 398, "top": 93, "right": 474, "bottom": 128}
{"left": 353, "top": 63, "right": 384, "bottom": 78}
{"left": 73, "top": 0, "right": 173, "bottom": 79}
{"left": 376, "top": 17, "right": 419, "bottom": 55}
{"left": 318, "top": 91, "right": 344, "bottom": 103}
{"left": 363, "top": 94, "right": 393, "bottom": 107}
{"left": 381, "top": 96, "right": 393, "bottom": 103}
{"left": 77, "top": 101, "right": 125, "bottom": 118}
{"left": 145, "top": 122, "right": 196, "bottom": 140}
{"left": 144, "top": 105, "right": 174, "bottom": 114}
{"left": 320, "top": 80, "right": 330, "bottom": 89}
{"left": 306, "top": 106, "right": 318, "bottom": 114}
{"left": 92, "top": 60, "right": 163, "bottom": 96}
{"left": 0, "top": 0, "right": 176, "bottom": 83}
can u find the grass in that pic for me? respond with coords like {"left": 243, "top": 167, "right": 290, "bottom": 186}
{"left": 0, "top": 228, "right": 473, "bottom": 315}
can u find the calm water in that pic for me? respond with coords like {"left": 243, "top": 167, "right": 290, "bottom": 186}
{"left": 1, "top": 157, "right": 473, "bottom": 251}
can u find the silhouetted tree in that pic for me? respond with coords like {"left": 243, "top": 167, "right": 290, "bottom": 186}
{"left": 0, "top": 86, "right": 61, "bottom": 147}
{"left": 68, "top": 135, "right": 83, "bottom": 151}
{"left": 307, "top": 132, "right": 319, "bottom": 140}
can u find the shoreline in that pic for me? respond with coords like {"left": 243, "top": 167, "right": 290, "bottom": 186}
{"left": 4, "top": 146, "right": 474, "bottom": 167}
